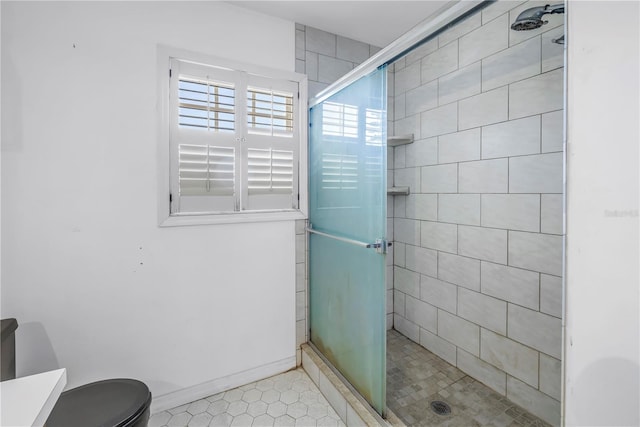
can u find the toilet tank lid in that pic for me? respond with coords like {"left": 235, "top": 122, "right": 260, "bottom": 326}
{"left": 46, "top": 378, "right": 151, "bottom": 427}
{"left": 1, "top": 319, "right": 18, "bottom": 341}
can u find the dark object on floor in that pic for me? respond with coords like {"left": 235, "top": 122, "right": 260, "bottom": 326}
{"left": 47, "top": 378, "right": 152, "bottom": 427}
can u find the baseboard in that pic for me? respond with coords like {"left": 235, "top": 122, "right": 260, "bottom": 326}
{"left": 150, "top": 356, "right": 297, "bottom": 414}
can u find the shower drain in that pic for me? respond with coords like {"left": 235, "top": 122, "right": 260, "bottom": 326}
{"left": 430, "top": 400, "right": 452, "bottom": 416}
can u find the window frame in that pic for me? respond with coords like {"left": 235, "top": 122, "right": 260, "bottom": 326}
{"left": 157, "top": 46, "right": 308, "bottom": 227}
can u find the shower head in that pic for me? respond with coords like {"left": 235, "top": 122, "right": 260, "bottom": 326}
{"left": 511, "top": 3, "right": 565, "bottom": 31}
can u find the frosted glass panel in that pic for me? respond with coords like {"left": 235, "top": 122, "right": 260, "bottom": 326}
{"left": 308, "top": 67, "right": 387, "bottom": 415}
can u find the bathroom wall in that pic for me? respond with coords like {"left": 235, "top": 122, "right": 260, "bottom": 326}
{"left": 389, "top": 1, "right": 564, "bottom": 424}
{"left": 565, "top": 2, "right": 639, "bottom": 426}
{"left": 1, "top": 1, "right": 298, "bottom": 411}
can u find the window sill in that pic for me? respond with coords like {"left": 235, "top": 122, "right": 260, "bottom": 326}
{"left": 159, "top": 210, "right": 306, "bottom": 227}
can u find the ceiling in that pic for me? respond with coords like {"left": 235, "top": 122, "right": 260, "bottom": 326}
{"left": 228, "top": 1, "right": 453, "bottom": 48}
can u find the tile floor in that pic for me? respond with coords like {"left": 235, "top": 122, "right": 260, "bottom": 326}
{"left": 386, "top": 329, "right": 552, "bottom": 427}
{"left": 149, "top": 368, "right": 345, "bottom": 427}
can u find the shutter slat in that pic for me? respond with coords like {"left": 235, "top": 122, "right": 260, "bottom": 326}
{"left": 247, "top": 148, "right": 294, "bottom": 195}
{"left": 178, "top": 144, "right": 235, "bottom": 196}
{"left": 247, "top": 86, "right": 294, "bottom": 137}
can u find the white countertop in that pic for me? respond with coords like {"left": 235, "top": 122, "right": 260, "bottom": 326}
{"left": 1, "top": 368, "right": 67, "bottom": 427}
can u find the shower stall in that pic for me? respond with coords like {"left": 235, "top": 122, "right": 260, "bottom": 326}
{"left": 307, "top": 1, "right": 565, "bottom": 425}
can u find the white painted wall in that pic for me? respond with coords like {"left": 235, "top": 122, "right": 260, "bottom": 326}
{"left": 1, "top": 1, "right": 297, "bottom": 405}
{"left": 565, "top": 2, "right": 639, "bottom": 426}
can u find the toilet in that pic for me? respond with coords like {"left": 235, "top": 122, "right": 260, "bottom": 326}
{"left": 46, "top": 378, "right": 152, "bottom": 427}
{"left": 0, "top": 319, "right": 152, "bottom": 427}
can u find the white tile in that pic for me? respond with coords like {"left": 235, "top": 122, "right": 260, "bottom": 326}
{"left": 421, "top": 103, "right": 458, "bottom": 139}
{"left": 393, "top": 290, "right": 406, "bottom": 316}
{"left": 296, "top": 291, "right": 306, "bottom": 321}
{"left": 296, "top": 320, "right": 306, "bottom": 346}
{"left": 509, "top": 69, "right": 564, "bottom": 119}
{"left": 395, "top": 60, "right": 421, "bottom": 94}
{"left": 305, "top": 27, "right": 336, "bottom": 56}
{"left": 394, "top": 266, "right": 420, "bottom": 298}
{"left": 509, "top": 153, "right": 563, "bottom": 194}
{"left": 542, "top": 110, "right": 563, "bottom": 153}
{"left": 296, "top": 263, "right": 305, "bottom": 292}
{"left": 482, "top": 1, "right": 526, "bottom": 25}
{"left": 405, "top": 244, "right": 438, "bottom": 277}
{"left": 406, "top": 295, "right": 437, "bottom": 333}
{"left": 481, "top": 328, "right": 539, "bottom": 387}
{"left": 459, "top": 225, "right": 508, "bottom": 264}
{"left": 421, "top": 40, "right": 458, "bottom": 83}
{"left": 541, "top": 194, "right": 563, "bottom": 234}
{"left": 308, "top": 81, "right": 329, "bottom": 99}
{"left": 539, "top": 353, "right": 562, "bottom": 401}
{"left": 481, "top": 261, "right": 539, "bottom": 310}
{"left": 394, "top": 113, "right": 421, "bottom": 141}
{"left": 318, "top": 375, "right": 346, "bottom": 422}
{"left": 404, "top": 38, "right": 438, "bottom": 66}
{"left": 336, "top": 36, "right": 370, "bottom": 63}
{"left": 345, "top": 404, "right": 366, "bottom": 427}
{"left": 393, "top": 94, "right": 405, "bottom": 120}
{"left": 421, "top": 164, "right": 458, "bottom": 193}
{"left": 394, "top": 144, "right": 406, "bottom": 169}
{"left": 438, "top": 252, "right": 481, "bottom": 291}
{"left": 296, "top": 29, "right": 305, "bottom": 51}
{"left": 405, "top": 137, "right": 438, "bottom": 167}
{"left": 438, "top": 194, "right": 481, "bottom": 226}
{"left": 394, "top": 218, "right": 420, "bottom": 246}
{"left": 405, "top": 194, "right": 437, "bottom": 221}
{"left": 509, "top": 1, "right": 564, "bottom": 47}
{"left": 459, "top": 158, "right": 508, "bottom": 193}
{"left": 420, "top": 220, "right": 457, "bottom": 253}
{"left": 459, "top": 86, "right": 509, "bottom": 130}
{"left": 406, "top": 80, "right": 438, "bottom": 116}
{"left": 481, "top": 194, "right": 540, "bottom": 232}
{"left": 317, "top": 55, "right": 353, "bottom": 84}
{"left": 420, "top": 328, "right": 457, "bottom": 366}
{"left": 393, "top": 193, "right": 406, "bottom": 217}
{"left": 458, "top": 288, "right": 507, "bottom": 334}
{"left": 296, "top": 235, "right": 306, "bottom": 263}
{"left": 420, "top": 275, "right": 457, "bottom": 314}
{"left": 439, "top": 13, "right": 482, "bottom": 46}
{"left": 506, "top": 376, "right": 561, "bottom": 426}
{"left": 295, "top": 59, "right": 305, "bottom": 74}
{"left": 508, "top": 230, "right": 563, "bottom": 276}
{"left": 295, "top": 219, "right": 306, "bottom": 235}
{"left": 459, "top": 14, "right": 509, "bottom": 67}
{"left": 542, "top": 26, "right": 565, "bottom": 72}
{"left": 481, "top": 115, "right": 541, "bottom": 159}
{"left": 438, "top": 310, "right": 480, "bottom": 356}
{"left": 540, "top": 274, "right": 563, "bottom": 318}
{"left": 386, "top": 314, "right": 393, "bottom": 331}
{"left": 457, "top": 348, "right": 506, "bottom": 395}
{"left": 394, "top": 242, "right": 406, "bottom": 268}
{"left": 438, "top": 128, "right": 481, "bottom": 164}
{"left": 482, "top": 36, "right": 541, "bottom": 92}
{"left": 508, "top": 304, "right": 562, "bottom": 358}
{"left": 439, "top": 62, "right": 481, "bottom": 105}
{"left": 394, "top": 314, "right": 420, "bottom": 342}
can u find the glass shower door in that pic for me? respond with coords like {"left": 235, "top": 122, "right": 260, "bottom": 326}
{"left": 308, "top": 67, "right": 387, "bottom": 415}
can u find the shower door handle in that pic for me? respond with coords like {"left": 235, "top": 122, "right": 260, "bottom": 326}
{"left": 306, "top": 224, "right": 391, "bottom": 253}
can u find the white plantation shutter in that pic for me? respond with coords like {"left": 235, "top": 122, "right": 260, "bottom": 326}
{"left": 169, "top": 58, "right": 299, "bottom": 215}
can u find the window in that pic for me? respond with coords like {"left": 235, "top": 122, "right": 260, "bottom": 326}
{"left": 160, "top": 51, "right": 307, "bottom": 225}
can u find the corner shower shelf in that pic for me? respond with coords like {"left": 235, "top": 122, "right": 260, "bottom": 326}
{"left": 387, "top": 134, "right": 414, "bottom": 147}
{"left": 387, "top": 187, "right": 410, "bottom": 196}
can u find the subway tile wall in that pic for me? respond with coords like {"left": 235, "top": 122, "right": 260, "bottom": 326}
{"left": 388, "top": 1, "right": 564, "bottom": 425}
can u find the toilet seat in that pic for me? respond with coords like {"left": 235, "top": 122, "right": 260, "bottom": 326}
{"left": 46, "top": 378, "right": 152, "bottom": 427}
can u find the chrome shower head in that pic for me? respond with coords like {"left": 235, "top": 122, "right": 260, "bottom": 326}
{"left": 511, "top": 4, "right": 565, "bottom": 31}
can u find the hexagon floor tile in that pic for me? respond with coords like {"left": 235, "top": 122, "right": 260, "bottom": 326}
{"left": 149, "top": 368, "right": 345, "bottom": 427}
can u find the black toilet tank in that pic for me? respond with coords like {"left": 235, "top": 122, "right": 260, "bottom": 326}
{"left": 46, "top": 378, "right": 152, "bottom": 427}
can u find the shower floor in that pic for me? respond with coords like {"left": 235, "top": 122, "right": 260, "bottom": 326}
{"left": 386, "top": 329, "right": 552, "bottom": 427}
